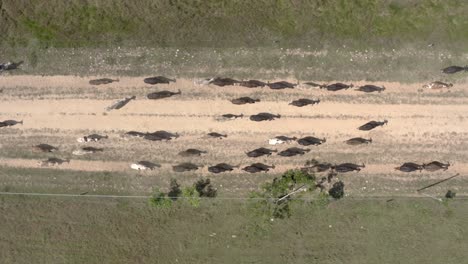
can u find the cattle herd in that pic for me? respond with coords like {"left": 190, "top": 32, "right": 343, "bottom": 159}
{"left": 1, "top": 63, "right": 466, "bottom": 176}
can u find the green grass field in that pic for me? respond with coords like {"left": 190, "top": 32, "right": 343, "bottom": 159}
{"left": 1, "top": 195, "right": 467, "bottom": 263}
{"left": 1, "top": 1, "right": 468, "bottom": 262}
{"left": 2, "top": 0, "right": 468, "bottom": 49}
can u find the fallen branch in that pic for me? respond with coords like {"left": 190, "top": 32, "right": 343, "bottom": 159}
{"left": 417, "top": 173, "right": 460, "bottom": 192}
{"left": 277, "top": 184, "right": 306, "bottom": 203}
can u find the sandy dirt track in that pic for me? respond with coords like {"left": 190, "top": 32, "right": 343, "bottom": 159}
{"left": 0, "top": 76, "right": 467, "bottom": 195}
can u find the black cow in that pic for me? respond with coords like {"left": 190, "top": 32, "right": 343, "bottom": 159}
{"left": 289, "top": 98, "right": 320, "bottom": 107}
{"left": 89, "top": 78, "right": 119, "bottom": 85}
{"left": 144, "top": 130, "right": 179, "bottom": 141}
{"left": 442, "top": 66, "right": 467, "bottom": 74}
{"left": 250, "top": 112, "right": 280, "bottom": 121}
{"left": 358, "top": 120, "right": 388, "bottom": 131}
{"left": 172, "top": 162, "right": 200, "bottom": 172}
{"left": 345, "top": 137, "right": 372, "bottom": 145}
{"left": 208, "top": 163, "right": 237, "bottom": 173}
{"left": 179, "top": 149, "right": 207, "bottom": 157}
{"left": 144, "top": 76, "right": 176, "bottom": 84}
{"left": 0, "top": 61, "right": 23, "bottom": 72}
{"left": 246, "top": 147, "right": 277, "bottom": 158}
{"left": 231, "top": 97, "right": 260, "bottom": 105}
{"left": 237, "top": 80, "right": 267, "bottom": 88}
{"left": 209, "top": 77, "right": 240, "bottom": 86}
{"left": 40, "top": 158, "right": 70, "bottom": 166}
{"left": 147, "top": 90, "right": 181, "bottom": 99}
{"left": 423, "top": 161, "right": 450, "bottom": 172}
{"left": 278, "top": 147, "right": 310, "bottom": 157}
{"left": 356, "top": 85, "right": 385, "bottom": 93}
{"left": 33, "top": 144, "right": 58, "bottom": 153}
{"left": 321, "top": 83, "right": 353, "bottom": 91}
{"left": 242, "top": 163, "right": 275, "bottom": 173}
{"left": 334, "top": 163, "right": 365, "bottom": 173}
{"left": 207, "top": 132, "right": 227, "bottom": 139}
{"left": 0, "top": 120, "right": 23, "bottom": 127}
{"left": 267, "top": 81, "right": 297, "bottom": 90}
{"left": 297, "top": 136, "right": 326, "bottom": 146}
{"left": 395, "top": 162, "right": 423, "bottom": 172}
{"left": 222, "top": 114, "right": 244, "bottom": 119}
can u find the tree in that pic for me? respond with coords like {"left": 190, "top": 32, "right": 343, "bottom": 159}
{"left": 249, "top": 170, "right": 317, "bottom": 219}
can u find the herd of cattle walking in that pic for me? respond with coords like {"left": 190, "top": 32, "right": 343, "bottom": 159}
{"left": 1, "top": 62, "right": 466, "bottom": 175}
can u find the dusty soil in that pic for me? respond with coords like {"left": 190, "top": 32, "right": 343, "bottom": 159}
{"left": 0, "top": 76, "right": 467, "bottom": 196}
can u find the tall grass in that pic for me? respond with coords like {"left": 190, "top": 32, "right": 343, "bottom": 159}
{"left": 0, "top": 0, "right": 467, "bottom": 49}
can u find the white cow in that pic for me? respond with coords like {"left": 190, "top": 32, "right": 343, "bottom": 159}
{"left": 268, "top": 138, "right": 285, "bottom": 145}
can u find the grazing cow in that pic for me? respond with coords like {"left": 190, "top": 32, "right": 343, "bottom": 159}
{"left": 423, "top": 161, "right": 450, "bottom": 172}
{"left": 144, "top": 76, "right": 176, "bottom": 84}
{"left": 147, "top": 89, "right": 181, "bottom": 99}
{"left": 209, "top": 77, "right": 240, "bottom": 87}
{"left": 179, "top": 149, "right": 207, "bottom": 157}
{"left": 72, "top": 147, "right": 104, "bottom": 155}
{"left": 301, "top": 160, "right": 334, "bottom": 173}
{"left": 33, "top": 144, "right": 58, "bottom": 153}
{"left": 441, "top": 66, "right": 467, "bottom": 74}
{"left": 230, "top": 97, "right": 260, "bottom": 105}
{"left": 89, "top": 78, "right": 119, "bottom": 85}
{"left": 77, "top": 134, "right": 108, "bottom": 143}
{"left": 278, "top": 147, "right": 310, "bottom": 157}
{"left": 208, "top": 163, "right": 237, "bottom": 173}
{"left": 246, "top": 147, "right": 277, "bottom": 158}
{"left": 130, "top": 161, "right": 161, "bottom": 170}
{"left": 172, "top": 162, "right": 200, "bottom": 172}
{"left": 289, "top": 98, "right": 320, "bottom": 107}
{"left": 422, "top": 81, "right": 453, "bottom": 89}
{"left": 395, "top": 162, "right": 423, "bottom": 172}
{"left": 0, "top": 61, "right": 23, "bottom": 72}
{"left": 334, "top": 163, "right": 365, "bottom": 173}
{"left": 249, "top": 112, "right": 280, "bottom": 121}
{"left": 222, "top": 113, "right": 243, "bottom": 119}
{"left": 297, "top": 136, "right": 326, "bottom": 146}
{"left": 207, "top": 132, "right": 227, "bottom": 139}
{"left": 267, "top": 81, "right": 297, "bottom": 90}
{"left": 356, "top": 85, "right": 385, "bottom": 93}
{"left": 144, "top": 130, "right": 179, "bottom": 141}
{"left": 345, "top": 137, "right": 372, "bottom": 145}
{"left": 242, "top": 163, "right": 275, "bottom": 173}
{"left": 0, "top": 120, "right": 23, "bottom": 127}
{"left": 358, "top": 120, "right": 388, "bottom": 131}
{"left": 106, "top": 96, "right": 136, "bottom": 111}
{"left": 237, "top": 80, "right": 267, "bottom": 88}
{"left": 321, "top": 83, "right": 353, "bottom": 91}
{"left": 40, "top": 158, "right": 70, "bottom": 167}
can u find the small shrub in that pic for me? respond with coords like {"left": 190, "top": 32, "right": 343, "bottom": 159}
{"left": 182, "top": 187, "right": 201, "bottom": 207}
{"left": 194, "top": 178, "right": 217, "bottom": 198}
{"left": 149, "top": 189, "right": 172, "bottom": 208}
{"left": 168, "top": 179, "right": 182, "bottom": 201}
{"left": 328, "top": 181, "right": 345, "bottom": 199}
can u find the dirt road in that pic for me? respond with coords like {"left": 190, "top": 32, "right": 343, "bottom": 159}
{"left": 1, "top": 76, "right": 467, "bottom": 196}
